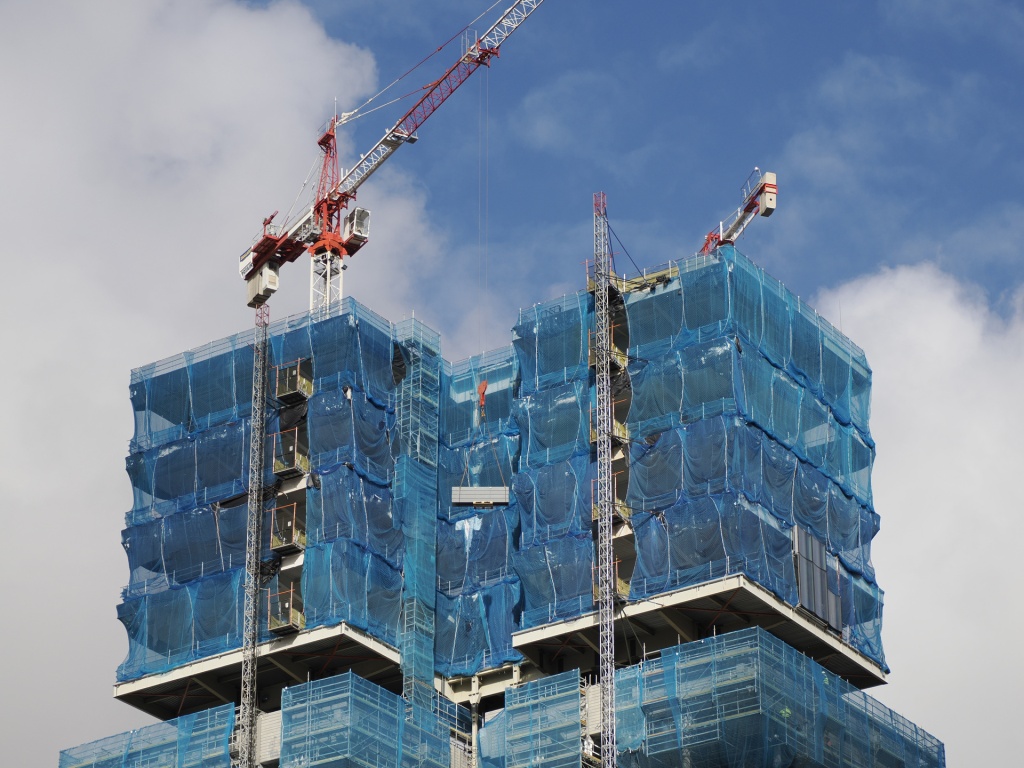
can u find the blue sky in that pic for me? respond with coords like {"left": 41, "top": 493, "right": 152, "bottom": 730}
{"left": 296, "top": 0, "right": 1024, "bottom": 337}
{"left": 1, "top": 2, "right": 1021, "bottom": 766}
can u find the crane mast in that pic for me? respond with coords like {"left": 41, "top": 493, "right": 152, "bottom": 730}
{"left": 234, "top": 3, "right": 547, "bottom": 767}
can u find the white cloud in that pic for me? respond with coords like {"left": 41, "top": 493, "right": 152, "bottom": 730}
{"left": 814, "top": 263, "right": 1024, "bottom": 766}
{"left": 0, "top": 2, "right": 446, "bottom": 765}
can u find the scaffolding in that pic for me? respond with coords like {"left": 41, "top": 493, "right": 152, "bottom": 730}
{"left": 278, "top": 672, "right": 452, "bottom": 768}
{"left": 59, "top": 704, "right": 235, "bottom": 768}
{"left": 615, "top": 627, "right": 943, "bottom": 768}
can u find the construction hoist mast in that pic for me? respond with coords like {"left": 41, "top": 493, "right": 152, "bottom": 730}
{"left": 234, "top": 3, "right": 547, "bottom": 766}
{"left": 238, "top": 302, "right": 269, "bottom": 768}
{"left": 592, "top": 192, "right": 616, "bottom": 764}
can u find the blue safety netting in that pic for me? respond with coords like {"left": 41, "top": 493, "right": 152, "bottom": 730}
{"left": 630, "top": 493, "right": 798, "bottom": 604}
{"left": 279, "top": 672, "right": 450, "bottom": 768}
{"left": 625, "top": 249, "right": 871, "bottom": 436}
{"left": 437, "top": 509, "right": 517, "bottom": 593}
{"left": 609, "top": 248, "right": 885, "bottom": 667}
{"left": 438, "top": 434, "right": 520, "bottom": 522}
{"left": 491, "top": 247, "right": 885, "bottom": 667}
{"left": 514, "top": 533, "right": 595, "bottom": 628}
{"left": 626, "top": 417, "right": 878, "bottom": 583}
{"left": 478, "top": 709, "right": 508, "bottom": 768}
{"left": 625, "top": 338, "right": 873, "bottom": 509}
{"left": 440, "top": 346, "right": 519, "bottom": 447}
{"left": 435, "top": 580, "right": 524, "bottom": 676}
{"left": 514, "top": 455, "right": 593, "bottom": 546}
{"left": 506, "top": 292, "right": 598, "bottom": 631}
{"left": 308, "top": 387, "right": 395, "bottom": 485}
{"left": 394, "top": 318, "right": 444, "bottom": 706}
{"left": 302, "top": 536, "right": 403, "bottom": 643}
{"left": 118, "top": 300, "right": 417, "bottom": 682}
{"left": 614, "top": 627, "right": 943, "bottom": 768}
{"left": 513, "top": 293, "right": 592, "bottom": 395}
{"left": 435, "top": 348, "right": 526, "bottom": 676}
{"left": 117, "top": 247, "right": 887, "bottom": 683}
{"left": 308, "top": 463, "right": 403, "bottom": 563}
{"left": 515, "top": 379, "right": 591, "bottom": 469}
{"left": 59, "top": 704, "right": 234, "bottom": 768}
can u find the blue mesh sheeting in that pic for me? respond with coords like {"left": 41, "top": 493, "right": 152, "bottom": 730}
{"left": 122, "top": 503, "right": 247, "bottom": 597}
{"left": 841, "top": 570, "right": 886, "bottom": 664}
{"left": 630, "top": 493, "right": 797, "bottom": 605}
{"left": 513, "top": 533, "right": 594, "bottom": 628}
{"left": 438, "top": 434, "right": 519, "bottom": 521}
{"left": 117, "top": 569, "right": 244, "bottom": 680}
{"left": 625, "top": 417, "right": 878, "bottom": 584}
{"left": 626, "top": 338, "right": 873, "bottom": 509}
{"left": 302, "top": 538, "right": 402, "bottom": 645}
{"left": 614, "top": 628, "right": 942, "bottom": 768}
{"left": 116, "top": 248, "right": 889, "bottom": 689}
{"left": 435, "top": 580, "right": 524, "bottom": 676}
{"left": 513, "top": 292, "right": 592, "bottom": 396}
{"left": 515, "top": 379, "right": 590, "bottom": 468}
{"left": 436, "top": 347, "right": 524, "bottom": 675}
{"left": 503, "top": 670, "right": 583, "bottom": 768}
{"left": 437, "top": 509, "right": 517, "bottom": 594}
{"left": 624, "top": 248, "right": 871, "bottom": 438}
{"left": 60, "top": 704, "right": 234, "bottom": 768}
{"left": 478, "top": 710, "right": 508, "bottom": 768}
{"left": 514, "top": 455, "right": 592, "bottom": 546}
{"left": 279, "top": 672, "right": 449, "bottom": 768}
{"left": 308, "top": 463, "right": 403, "bottom": 564}
{"left": 119, "top": 300, "right": 406, "bottom": 682}
{"left": 308, "top": 388, "right": 395, "bottom": 485}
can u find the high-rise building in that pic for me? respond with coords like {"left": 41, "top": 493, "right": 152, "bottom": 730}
{"left": 60, "top": 246, "right": 944, "bottom": 768}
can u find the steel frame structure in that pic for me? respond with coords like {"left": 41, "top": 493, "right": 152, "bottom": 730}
{"left": 237, "top": 303, "right": 270, "bottom": 768}
{"left": 592, "top": 192, "right": 616, "bottom": 763}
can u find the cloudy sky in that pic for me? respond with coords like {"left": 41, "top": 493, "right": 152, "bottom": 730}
{"left": 2, "top": 1, "right": 1020, "bottom": 765}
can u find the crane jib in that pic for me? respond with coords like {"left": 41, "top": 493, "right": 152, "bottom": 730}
{"left": 240, "top": 0, "right": 546, "bottom": 290}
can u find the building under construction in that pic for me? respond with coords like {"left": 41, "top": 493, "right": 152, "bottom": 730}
{"left": 60, "top": 242, "right": 945, "bottom": 768}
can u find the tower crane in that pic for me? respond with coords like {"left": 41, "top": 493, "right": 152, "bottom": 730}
{"left": 235, "top": 3, "right": 547, "bottom": 768}
{"left": 240, "top": 0, "right": 548, "bottom": 313}
{"left": 700, "top": 168, "right": 777, "bottom": 253}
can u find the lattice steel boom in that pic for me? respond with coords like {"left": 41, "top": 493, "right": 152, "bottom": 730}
{"left": 237, "top": 302, "right": 269, "bottom": 768}
{"left": 592, "top": 192, "right": 616, "bottom": 763}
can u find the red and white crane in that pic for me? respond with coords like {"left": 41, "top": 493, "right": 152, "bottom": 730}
{"left": 700, "top": 167, "right": 777, "bottom": 254}
{"left": 241, "top": 0, "right": 547, "bottom": 312}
